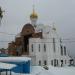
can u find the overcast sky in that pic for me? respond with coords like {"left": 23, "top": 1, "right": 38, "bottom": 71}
{"left": 0, "top": 0, "right": 75, "bottom": 57}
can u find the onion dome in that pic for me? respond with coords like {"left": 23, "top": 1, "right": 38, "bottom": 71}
{"left": 30, "top": 6, "right": 38, "bottom": 19}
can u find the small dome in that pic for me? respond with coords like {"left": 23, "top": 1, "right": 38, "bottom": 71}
{"left": 52, "top": 27, "right": 56, "bottom": 31}
{"left": 30, "top": 7, "right": 38, "bottom": 19}
{"left": 30, "top": 12, "right": 38, "bottom": 19}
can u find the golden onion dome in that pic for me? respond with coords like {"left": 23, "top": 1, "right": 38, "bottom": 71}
{"left": 30, "top": 7, "right": 38, "bottom": 19}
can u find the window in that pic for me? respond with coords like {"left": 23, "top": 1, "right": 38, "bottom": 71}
{"left": 64, "top": 46, "right": 66, "bottom": 55}
{"left": 39, "top": 60, "right": 41, "bottom": 66}
{"left": 44, "top": 44, "right": 46, "bottom": 52}
{"left": 54, "top": 59, "right": 57, "bottom": 67}
{"left": 31, "top": 44, "right": 33, "bottom": 52}
{"left": 44, "top": 60, "right": 47, "bottom": 65}
{"left": 39, "top": 44, "right": 40, "bottom": 52}
{"left": 51, "top": 60, "right": 53, "bottom": 66}
{"left": 53, "top": 59, "right": 58, "bottom": 67}
{"left": 57, "top": 60, "right": 58, "bottom": 66}
{"left": 53, "top": 38, "right": 56, "bottom": 52}
{"left": 61, "top": 45, "right": 63, "bottom": 55}
{"left": 61, "top": 60, "right": 63, "bottom": 67}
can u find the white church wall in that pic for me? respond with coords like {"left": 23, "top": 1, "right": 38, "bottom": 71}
{"left": 29, "top": 25, "right": 69, "bottom": 66}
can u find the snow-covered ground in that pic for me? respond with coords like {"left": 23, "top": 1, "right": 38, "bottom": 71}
{"left": 0, "top": 57, "right": 74, "bottom": 75}
{"left": 31, "top": 66, "right": 75, "bottom": 75}
{"left": 48, "top": 66, "right": 75, "bottom": 75}
{"left": 0, "top": 66, "right": 75, "bottom": 75}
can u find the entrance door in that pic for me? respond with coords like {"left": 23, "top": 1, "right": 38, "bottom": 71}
{"left": 24, "top": 34, "right": 32, "bottom": 54}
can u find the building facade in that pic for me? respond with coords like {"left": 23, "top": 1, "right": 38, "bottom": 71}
{"left": 8, "top": 8, "right": 70, "bottom": 67}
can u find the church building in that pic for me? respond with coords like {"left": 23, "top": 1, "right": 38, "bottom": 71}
{"left": 8, "top": 7, "right": 70, "bottom": 67}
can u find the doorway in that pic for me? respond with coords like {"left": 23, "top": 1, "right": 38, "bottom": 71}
{"left": 24, "top": 34, "right": 32, "bottom": 53}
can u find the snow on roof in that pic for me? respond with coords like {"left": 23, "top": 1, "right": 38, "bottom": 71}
{"left": 0, "top": 62, "right": 16, "bottom": 69}
{"left": 0, "top": 57, "right": 31, "bottom": 63}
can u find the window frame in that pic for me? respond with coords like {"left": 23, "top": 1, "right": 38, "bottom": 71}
{"left": 39, "top": 44, "right": 40, "bottom": 52}
{"left": 39, "top": 60, "right": 41, "bottom": 66}
{"left": 44, "top": 60, "right": 47, "bottom": 65}
{"left": 31, "top": 44, "right": 33, "bottom": 52}
{"left": 44, "top": 44, "right": 46, "bottom": 52}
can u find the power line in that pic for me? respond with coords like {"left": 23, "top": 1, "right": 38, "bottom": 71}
{"left": 0, "top": 41, "right": 11, "bottom": 42}
{"left": 0, "top": 40, "right": 75, "bottom": 43}
{"left": 0, "top": 31, "right": 75, "bottom": 40}
{"left": 0, "top": 37, "right": 75, "bottom": 42}
{"left": 0, "top": 32, "right": 16, "bottom": 35}
{"left": 1, "top": 31, "right": 75, "bottom": 43}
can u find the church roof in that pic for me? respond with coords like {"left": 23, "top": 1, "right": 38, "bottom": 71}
{"left": 21, "top": 23, "right": 35, "bottom": 36}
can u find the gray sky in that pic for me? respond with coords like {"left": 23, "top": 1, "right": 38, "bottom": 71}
{"left": 0, "top": 0, "right": 75, "bottom": 57}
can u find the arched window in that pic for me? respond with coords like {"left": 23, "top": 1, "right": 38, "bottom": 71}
{"left": 64, "top": 46, "right": 66, "bottom": 55}
{"left": 61, "top": 45, "right": 63, "bottom": 55}
{"left": 39, "top": 60, "right": 41, "bottom": 66}
{"left": 51, "top": 60, "right": 53, "bottom": 66}
{"left": 44, "top": 44, "right": 46, "bottom": 52}
{"left": 31, "top": 44, "right": 33, "bottom": 52}
{"left": 57, "top": 60, "right": 58, "bottom": 66}
{"left": 53, "top": 38, "right": 56, "bottom": 52}
{"left": 44, "top": 60, "right": 47, "bottom": 65}
{"left": 39, "top": 44, "right": 40, "bottom": 52}
{"left": 54, "top": 59, "right": 57, "bottom": 67}
{"left": 61, "top": 60, "right": 63, "bottom": 67}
